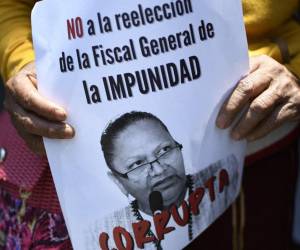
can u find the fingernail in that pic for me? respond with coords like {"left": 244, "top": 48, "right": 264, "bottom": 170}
{"left": 216, "top": 114, "right": 228, "bottom": 129}
{"left": 231, "top": 131, "right": 241, "bottom": 140}
{"left": 65, "top": 125, "right": 75, "bottom": 138}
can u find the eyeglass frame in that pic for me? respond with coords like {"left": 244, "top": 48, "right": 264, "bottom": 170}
{"left": 111, "top": 143, "right": 183, "bottom": 179}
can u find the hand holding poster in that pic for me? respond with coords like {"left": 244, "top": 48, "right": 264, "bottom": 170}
{"left": 31, "top": 0, "right": 249, "bottom": 249}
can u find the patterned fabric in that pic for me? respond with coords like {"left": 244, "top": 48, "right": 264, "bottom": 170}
{"left": 0, "top": 188, "right": 72, "bottom": 250}
{"left": 0, "top": 111, "right": 61, "bottom": 214}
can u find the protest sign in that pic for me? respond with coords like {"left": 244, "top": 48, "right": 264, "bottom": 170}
{"left": 32, "top": 0, "right": 249, "bottom": 249}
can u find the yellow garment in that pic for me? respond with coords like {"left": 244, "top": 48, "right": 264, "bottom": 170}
{"left": 243, "top": 0, "right": 300, "bottom": 76}
{"left": 0, "top": 0, "right": 299, "bottom": 81}
{"left": 0, "top": 0, "right": 35, "bottom": 81}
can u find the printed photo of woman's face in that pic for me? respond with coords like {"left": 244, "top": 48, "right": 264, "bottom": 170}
{"left": 101, "top": 112, "right": 187, "bottom": 215}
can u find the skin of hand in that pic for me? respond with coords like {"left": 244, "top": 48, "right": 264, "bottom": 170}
{"left": 216, "top": 55, "right": 300, "bottom": 141}
{"left": 3, "top": 62, "right": 75, "bottom": 155}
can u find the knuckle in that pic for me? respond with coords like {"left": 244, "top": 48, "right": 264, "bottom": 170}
{"left": 256, "top": 54, "right": 272, "bottom": 65}
{"left": 22, "top": 91, "right": 34, "bottom": 108}
{"left": 258, "top": 54, "right": 283, "bottom": 72}
{"left": 20, "top": 116, "right": 36, "bottom": 133}
{"left": 236, "top": 79, "right": 253, "bottom": 96}
{"left": 272, "top": 64, "right": 284, "bottom": 75}
{"left": 279, "top": 78, "right": 297, "bottom": 98}
{"left": 259, "top": 54, "right": 270, "bottom": 61}
{"left": 14, "top": 74, "right": 23, "bottom": 85}
{"left": 278, "top": 64, "right": 285, "bottom": 72}
{"left": 225, "top": 99, "right": 240, "bottom": 113}
{"left": 10, "top": 75, "right": 24, "bottom": 94}
{"left": 269, "top": 61, "right": 284, "bottom": 74}
{"left": 281, "top": 79, "right": 293, "bottom": 90}
{"left": 45, "top": 127, "right": 57, "bottom": 137}
{"left": 5, "top": 78, "right": 16, "bottom": 95}
{"left": 283, "top": 102, "right": 298, "bottom": 120}
{"left": 249, "top": 100, "right": 267, "bottom": 114}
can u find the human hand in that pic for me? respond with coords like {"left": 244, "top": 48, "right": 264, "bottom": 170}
{"left": 4, "top": 62, "right": 75, "bottom": 155}
{"left": 216, "top": 55, "right": 300, "bottom": 141}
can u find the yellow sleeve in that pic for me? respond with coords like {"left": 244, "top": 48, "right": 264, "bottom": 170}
{"left": 243, "top": 0, "right": 300, "bottom": 78}
{"left": 247, "top": 18, "right": 300, "bottom": 79}
{"left": 284, "top": 21, "right": 300, "bottom": 78}
{"left": 0, "top": 0, "right": 36, "bottom": 81}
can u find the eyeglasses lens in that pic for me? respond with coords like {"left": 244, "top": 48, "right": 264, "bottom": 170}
{"left": 127, "top": 146, "right": 181, "bottom": 179}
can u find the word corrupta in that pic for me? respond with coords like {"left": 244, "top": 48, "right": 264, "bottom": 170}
{"left": 102, "top": 56, "right": 201, "bottom": 101}
{"left": 99, "top": 168, "right": 231, "bottom": 250}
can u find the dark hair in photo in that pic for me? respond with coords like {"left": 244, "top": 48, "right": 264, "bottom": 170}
{"left": 100, "top": 111, "right": 170, "bottom": 170}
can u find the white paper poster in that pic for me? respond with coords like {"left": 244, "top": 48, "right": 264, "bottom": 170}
{"left": 32, "top": 0, "right": 249, "bottom": 249}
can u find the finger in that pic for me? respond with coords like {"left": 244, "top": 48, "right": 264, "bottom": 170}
{"left": 246, "top": 103, "right": 296, "bottom": 141}
{"left": 10, "top": 116, "right": 46, "bottom": 155}
{"left": 16, "top": 128, "right": 46, "bottom": 155}
{"left": 8, "top": 99, "right": 75, "bottom": 139}
{"left": 6, "top": 74, "right": 66, "bottom": 122}
{"left": 216, "top": 67, "right": 272, "bottom": 129}
{"left": 231, "top": 86, "right": 281, "bottom": 140}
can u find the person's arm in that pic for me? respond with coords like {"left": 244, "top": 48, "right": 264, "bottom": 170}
{"left": 0, "top": 0, "right": 75, "bottom": 155}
